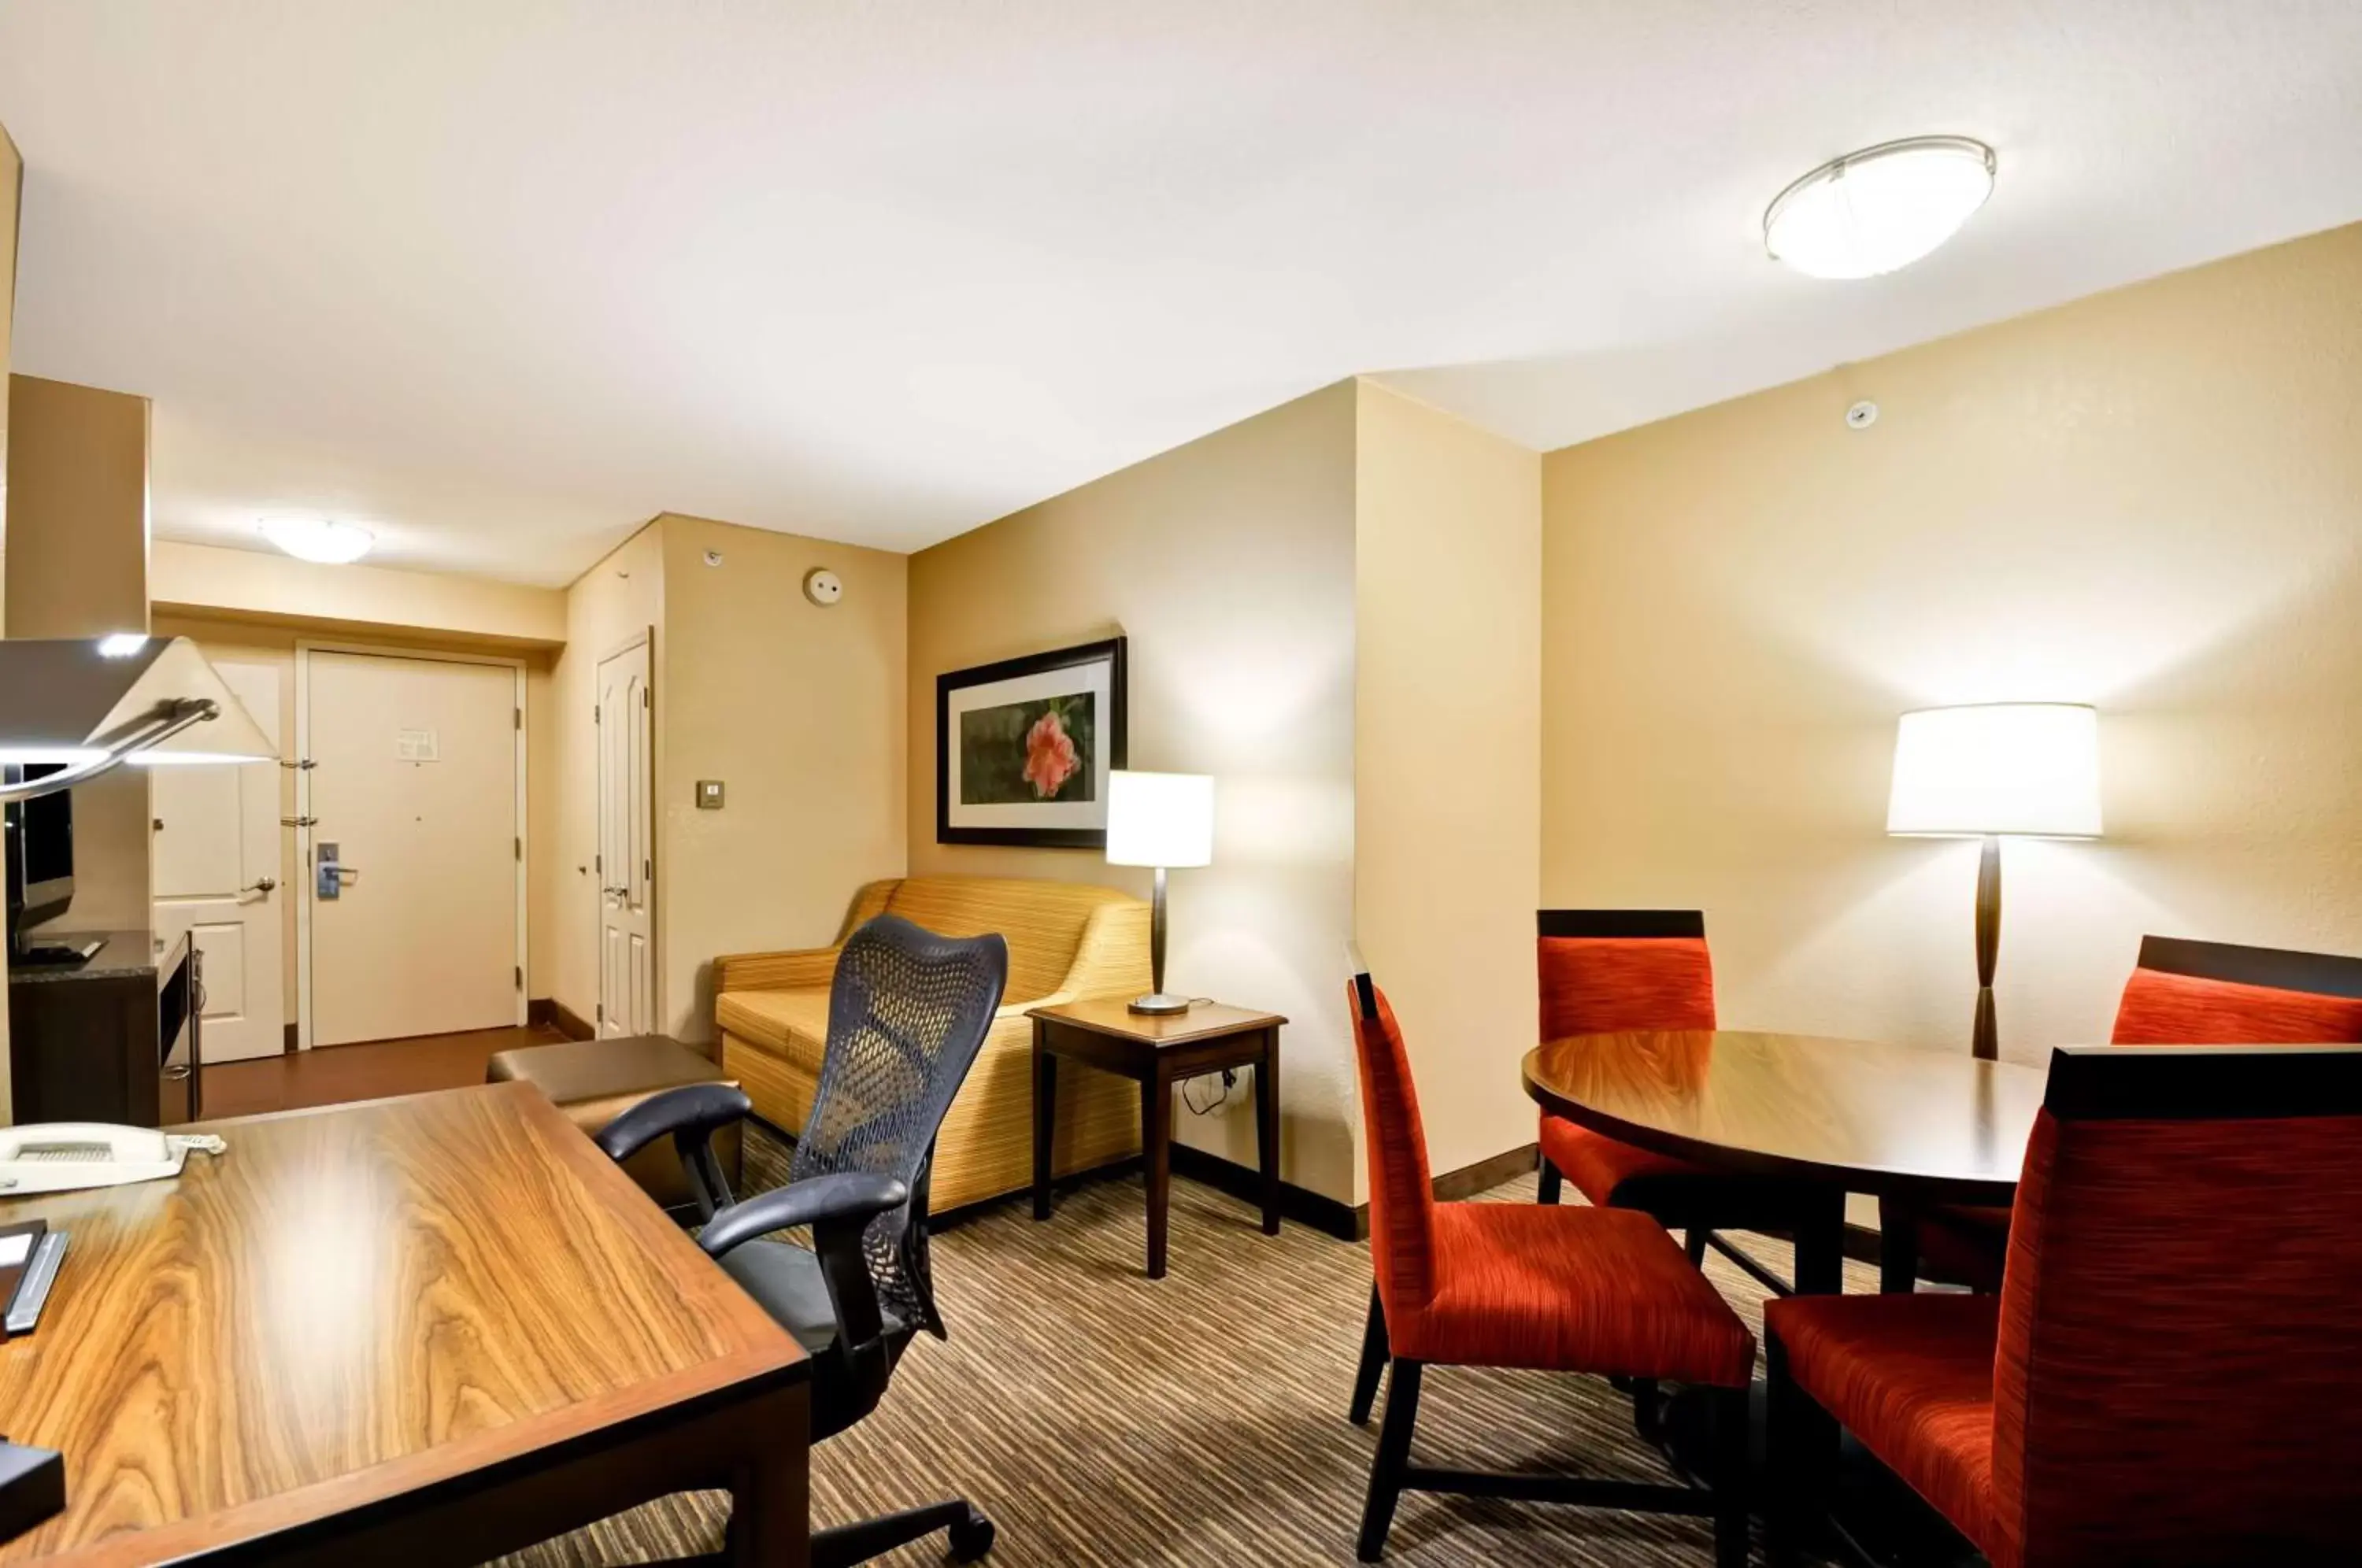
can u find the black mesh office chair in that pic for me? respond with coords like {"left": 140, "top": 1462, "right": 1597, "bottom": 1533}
{"left": 597, "top": 913, "right": 1009, "bottom": 1566}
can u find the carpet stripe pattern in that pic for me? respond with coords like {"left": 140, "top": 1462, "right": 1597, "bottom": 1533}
{"left": 500, "top": 1131, "right": 1875, "bottom": 1566}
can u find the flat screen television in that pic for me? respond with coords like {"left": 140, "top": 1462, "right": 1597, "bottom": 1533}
{"left": 3, "top": 764, "right": 76, "bottom": 951}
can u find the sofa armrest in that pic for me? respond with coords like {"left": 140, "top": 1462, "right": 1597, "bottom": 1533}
{"left": 1057, "top": 898, "right": 1154, "bottom": 1001}
{"left": 714, "top": 945, "right": 841, "bottom": 993}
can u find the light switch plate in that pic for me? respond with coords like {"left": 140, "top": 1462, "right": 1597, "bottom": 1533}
{"left": 697, "top": 779, "right": 726, "bottom": 810}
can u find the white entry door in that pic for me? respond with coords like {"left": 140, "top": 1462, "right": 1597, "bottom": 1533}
{"left": 303, "top": 649, "right": 524, "bottom": 1047}
{"left": 152, "top": 661, "right": 285, "bottom": 1063}
{"left": 596, "top": 640, "right": 653, "bottom": 1037}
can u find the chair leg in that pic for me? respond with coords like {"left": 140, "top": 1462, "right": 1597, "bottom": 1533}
{"left": 1879, "top": 1204, "right": 1920, "bottom": 1294}
{"left": 1356, "top": 1359, "right": 1423, "bottom": 1562}
{"left": 1537, "top": 1159, "right": 1564, "bottom": 1204}
{"left": 1349, "top": 1285, "right": 1390, "bottom": 1425}
{"left": 812, "top": 1499, "right": 994, "bottom": 1567}
{"left": 1631, "top": 1378, "right": 1664, "bottom": 1442}
{"left": 1686, "top": 1227, "right": 1710, "bottom": 1268}
{"left": 1765, "top": 1332, "right": 1835, "bottom": 1568}
{"left": 1713, "top": 1384, "right": 1751, "bottom": 1568}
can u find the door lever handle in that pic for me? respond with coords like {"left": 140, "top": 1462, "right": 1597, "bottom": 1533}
{"left": 242, "top": 877, "right": 279, "bottom": 895}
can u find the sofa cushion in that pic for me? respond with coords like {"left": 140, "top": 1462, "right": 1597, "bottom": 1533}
{"left": 884, "top": 877, "right": 1130, "bottom": 1004}
{"left": 715, "top": 988, "right": 832, "bottom": 1073}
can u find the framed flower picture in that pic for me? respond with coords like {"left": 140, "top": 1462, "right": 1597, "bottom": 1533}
{"left": 935, "top": 637, "right": 1127, "bottom": 847}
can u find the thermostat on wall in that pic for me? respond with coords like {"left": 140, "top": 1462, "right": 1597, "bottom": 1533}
{"left": 804, "top": 568, "right": 843, "bottom": 607}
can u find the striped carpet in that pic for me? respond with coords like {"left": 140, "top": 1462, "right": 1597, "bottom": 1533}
{"left": 501, "top": 1133, "right": 1881, "bottom": 1567}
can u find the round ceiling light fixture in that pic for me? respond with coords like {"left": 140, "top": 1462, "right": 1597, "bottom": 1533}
{"left": 1764, "top": 135, "right": 1996, "bottom": 280}
{"left": 260, "top": 516, "right": 375, "bottom": 564}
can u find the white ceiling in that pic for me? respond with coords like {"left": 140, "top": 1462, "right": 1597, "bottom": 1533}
{"left": 2, "top": 2, "right": 2358, "bottom": 587}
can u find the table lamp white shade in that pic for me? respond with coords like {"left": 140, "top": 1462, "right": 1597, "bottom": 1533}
{"left": 1106, "top": 771, "right": 1214, "bottom": 869}
{"left": 1105, "top": 770, "right": 1212, "bottom": 1015}
{"left": 1886, "top": 703, "right": 2101, "bottom": 839}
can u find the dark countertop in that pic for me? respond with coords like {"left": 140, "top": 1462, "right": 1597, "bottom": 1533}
{"left": 8, "top": 928, "right": 191, "bottom": 985}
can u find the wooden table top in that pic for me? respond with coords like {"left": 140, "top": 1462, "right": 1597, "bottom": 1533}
{"left": 0, "top": 1083, "right": 805, "bottom": 1566}
{"left": 1523, "top": 1030, "right": 2049, "bottom": 1205}
{"left": 1028, "top": 997, "right": 1286, "bottom": 1047}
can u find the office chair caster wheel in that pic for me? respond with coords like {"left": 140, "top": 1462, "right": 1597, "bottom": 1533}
{"left": 948, "top": 1508, "right": 995, "bottom": 1561}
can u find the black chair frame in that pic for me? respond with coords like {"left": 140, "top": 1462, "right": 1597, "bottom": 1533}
{"left": 598, "top": 914, "right": 1008, "bottom": 1568}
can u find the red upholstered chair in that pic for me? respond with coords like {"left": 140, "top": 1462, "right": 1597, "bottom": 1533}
{"left": 1537, "top": 911, "right": 1831, "bottom": 1300}
{"left": 1768, "top": 1042, "right": 2362, "bottom": 1567}
{"left": 1345, "top": 959, "right": 1757, "bottom": 1565}
{"left": 1881, "top": 934, "right": 2362, "bottom": 1293}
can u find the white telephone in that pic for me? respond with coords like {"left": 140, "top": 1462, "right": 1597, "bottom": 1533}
{"left": 0, "top": 1124, "right": 228, "bottom": 1196}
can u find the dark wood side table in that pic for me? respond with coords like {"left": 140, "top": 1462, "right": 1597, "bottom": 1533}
{"left": 1029, "top": 997, "right": 1285, "bottom": 1279}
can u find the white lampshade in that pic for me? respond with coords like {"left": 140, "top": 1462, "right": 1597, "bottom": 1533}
{"left": 1887, "top": 704, "right": 2101, "bottom": 838}
{"left": 1105, "top": 771, "right": 1213, "bottom": 869}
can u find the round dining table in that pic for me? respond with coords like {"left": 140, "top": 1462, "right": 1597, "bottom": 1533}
{"left": 1522, "top": 1029, "right": 2050, "bottom": 1294}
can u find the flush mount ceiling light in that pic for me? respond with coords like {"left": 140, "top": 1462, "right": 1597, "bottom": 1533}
{"left": 260, "top": 516, "right": 375, "bottom": 564}
{"left": 1764, "top": 135, "right": 1997, "bottom": 280}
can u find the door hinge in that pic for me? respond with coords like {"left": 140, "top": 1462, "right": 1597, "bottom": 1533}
{"left": 643, "top": 857, "right": 651, "bottom": 881}
{"left": 594, "top": 852, "right": 602, "bottom": 875}
{"left": 514, "top": 965, "right": 524, "bottom": 991}
{"left": 595, "top": 1001, "right": 605, "bottom": 1022}
{"left": 514, "top": 836, "right": 522, "bottom": 862}
{"left": 514, "top": 707, "right": 522, "bottom": 731}
{"left": 642, "top": 687, "right": 651, "bottom": 708}
{"left": 594, "top": 703, "right": 601, "bottom": 724}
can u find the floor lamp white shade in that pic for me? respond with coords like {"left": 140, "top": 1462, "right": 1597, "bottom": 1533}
{"left": 1886, "top": 702, "right": 2101, "bottom": 1060}
{"left": 1105, "top": 771, "right": 1213, "bottom": 1015}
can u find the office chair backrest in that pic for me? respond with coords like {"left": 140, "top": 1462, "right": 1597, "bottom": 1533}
{"left": 2110, "top": 934, "right": 2362, "bottom": 1045}
{"left": 795, "top": 913, "right": 1009, "bottom": 1338}
{"left": 1535, "top": 908, "right": 1716, "bottom": 1041}
{"left": 1991, "top": 1044, "right": 2362, "bottom": 1565}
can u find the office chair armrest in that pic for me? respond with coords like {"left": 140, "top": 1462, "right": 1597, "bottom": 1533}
{"left": 695, "top": 1170, "right": 910, "bottom": 1262}
{"left": 594, "top": 1082, "right": 752, "bottom": 1164}
{"left": 594, "top": 1082, "right": 753, "bottom": 1221}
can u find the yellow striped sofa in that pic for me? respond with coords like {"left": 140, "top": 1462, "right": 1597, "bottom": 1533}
{"left": 713, "top": 876, "right": 1151, "bottom": 1212}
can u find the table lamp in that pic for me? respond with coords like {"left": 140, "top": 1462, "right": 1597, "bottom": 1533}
{"left": 1105, "top": 770, "right": 1212, "bottom": 1015}
{"left": 1886, "top": 702, "right": 2101, "bottom": 1060}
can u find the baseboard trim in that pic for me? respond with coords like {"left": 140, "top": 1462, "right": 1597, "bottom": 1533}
{"left": 1432, "top": 1141, "right": 1540, "bottom": 1204}
{"left": 1168, "top": 1144, "right": 1364, "bottom": 1242}
{"left": 531, "top": 998, "right": 597, "bottom": 1040}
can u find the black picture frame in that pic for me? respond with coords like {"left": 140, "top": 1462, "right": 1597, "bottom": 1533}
{"left": 935, "top": 636, "right": 1128, "bottom": 848}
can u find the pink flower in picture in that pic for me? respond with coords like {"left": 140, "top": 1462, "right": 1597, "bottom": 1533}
{"left": 1022, "top": 710, "right": 1079, "bottom": 798}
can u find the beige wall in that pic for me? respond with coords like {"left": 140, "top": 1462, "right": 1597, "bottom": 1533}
{"left": 658, "top": 515, "right": 907, "bottom": 1042}
{"left": 908, "top": 383, "right": 1364, "bottom": 1200}
{"left": 5, "top": 375, "right": 154, "bottom": 933}
{"left": 553, "top": 520, "right": 665, "bottom": 1028}
{"left": 152, "top": 539, "right": 566, "bottom": 646}
{"left": 0, "top": 119, "right": 18, "bottom": 1119}
{"left": 0, "top": 121, "right": 19, "bottom": 531}
{"left": 1353, "top": 382, "right": 1542, "bottom": 1182}
{"left": 1541, "top": 220, "right": 2362, "bottom": 1070}
{"left": 151, "top": 611, "right": 560, "bottom": 1026}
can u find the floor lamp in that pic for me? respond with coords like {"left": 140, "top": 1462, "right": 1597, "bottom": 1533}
{"left": 1886, "top": 703, "right": 2102, "bottom": 1061}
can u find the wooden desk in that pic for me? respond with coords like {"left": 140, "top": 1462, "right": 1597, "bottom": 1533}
{"left": 1029, "top": 998, "right": 1284, "bottom": 1279}
{"left": 0, "top": 1083, "right": 808, "bottom": 1566}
